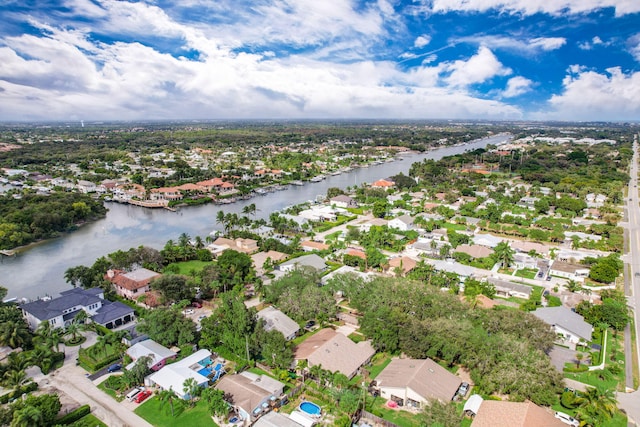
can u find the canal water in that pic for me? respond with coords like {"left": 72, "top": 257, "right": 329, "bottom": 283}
{"left": 1, "top": 134, "right": 510, "bottom": 300}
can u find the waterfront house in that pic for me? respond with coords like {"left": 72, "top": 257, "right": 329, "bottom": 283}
{"left": 329, "top": 195, "right": 358, "bottom": 208}
{"left": 21, "top": 287, "right": 134, "bottom": 331}
{"left": 105, "top": 268, "right": 161, "bottom": 300}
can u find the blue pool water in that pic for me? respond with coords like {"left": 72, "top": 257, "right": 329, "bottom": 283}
{"left": 299, "top": 401, "right": 321, "bottom": 416}
{"left": 213, "top": 363, "right": 223, "bottom": 372}
{"left": 198, "top": 357, "right": 213, "bottom": 366}
{"left": 198, "top": 367, "right": 212, "bottom": 377}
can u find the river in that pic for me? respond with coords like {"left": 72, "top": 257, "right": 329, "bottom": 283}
{"left": 1, "top": 134, "right": 511, "bottom": 300}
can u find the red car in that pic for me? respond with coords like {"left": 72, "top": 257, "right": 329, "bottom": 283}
{"left": 192, "top": 302, "right": 203, "bottom": 308}
{"left": 134, "top": 390, "right": 152, "bottom": 403}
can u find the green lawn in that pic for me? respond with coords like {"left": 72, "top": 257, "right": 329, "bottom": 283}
{"left": 552, "top": 402, "right": 627, "bottom": 427}
{"left": 98, "top": 380, "right": 123, "bottom": 402}
{"left": 442, "top": 222, "right": 467, "bottom": 231}
{"left": 168, "top": 260, "right": 214, "bottom": 276}
{"left": 369, "top": 397, "right": 422, "bottom": 427}
{"left": 71, "top": 414, "right": 108, "bottom": 427}
{"left": 368, "top": 355, "right": 392, "bottom": 380}
{"left": 134, "top": 396, "right": 219, "bottom": 427}
{"left": 514, "top": 268, "right": 537, "bottom": 279}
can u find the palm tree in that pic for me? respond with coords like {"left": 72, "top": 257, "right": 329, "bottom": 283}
{"left": 494, "top": 241, "right": 515, "bottom": 269}
{"left": 182, "top": 377, "right": 199, "bottom": 407}
{"left": 0, "top": 321, "right": 32, "bottom": 349}
{"left": 64, "top": 322, "right": 81, "bottom": 343}
{"left": 565, "top": 279, "right": 582, "bottom": 293}
{"left": 178, "top": 232, "right": 191, "bottom": 248}
{"left": 194, "top": 236, "right": 204, "bottom": 249}
{"left": 3, "top": 369, "right": 28, "bottom": 391}
{"left": 575, "top": 385, "right": 617, "bottom": 424}
{"left": 157, "top": 387, "right": 179, "bottom": 417}
{"left": 575, "top": 352, "right": 584, "bottom": 368}
{"left": 11, "top": 405, "right": 44, "bottom": 427}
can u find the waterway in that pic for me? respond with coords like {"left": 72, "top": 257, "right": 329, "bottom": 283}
{"left": 1, "top": 134, "right": 511, "bottom": 300}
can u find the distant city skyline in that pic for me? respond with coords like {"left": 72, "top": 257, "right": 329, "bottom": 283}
{"left": 0, "top": 0, "right": 639, "bottom": 122}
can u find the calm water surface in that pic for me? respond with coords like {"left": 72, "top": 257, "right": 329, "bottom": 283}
{"left": 1, "top": 134, "right": 510, "bottom": 300}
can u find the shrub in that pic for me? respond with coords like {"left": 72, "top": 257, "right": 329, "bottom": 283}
{"left": 560, "top": 391, "right": 578, "bottom": 409}
{"left": 0, "top": 382, "right": 38, "bottom": 404}
{"left": 55, "top": 404, "right": 91, "bottom": 425}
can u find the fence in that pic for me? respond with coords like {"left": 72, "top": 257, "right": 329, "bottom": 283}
{"left": 357, "top": 410, "right": 400, "bottom": 427}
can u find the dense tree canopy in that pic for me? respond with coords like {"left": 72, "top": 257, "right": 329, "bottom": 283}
{"left": 136, "top": 308, "right": 196, "bottom": 347}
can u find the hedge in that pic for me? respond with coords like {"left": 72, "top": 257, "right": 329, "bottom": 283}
{"left": 77, "top": 348, "right": 121, "bottom": 372}
{"left": 0, "top": 381, "right": 38, "bottom": 403}
{"left": 55, "top": 405, "right": 91, "bottom": 425}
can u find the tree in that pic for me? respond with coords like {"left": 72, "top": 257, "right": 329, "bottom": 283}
{"left": 575, "top": 352, "right": 584, "bottom": 369}
{"left": 137, "top": 308, "right": 196, "bottom": 347}
{"left": 254, "top": 326, "right": 293, "bottom": 370}
{"left": 12, "top": 393, "right": 61, "bottom": 426}
{"left": 420, "top": 399, "right": 461, "bottom": 427}
{"left": 215, "top": 250, "right": 255, "bottom": 292}
{"left": 183, "top": 377, "right": 200, "bottom": 407}
{"left": 575, "top": 385, "right": 617, "bottom": 425}
{"left": 327, "top": 187, "right": 344, "bottom": 199}
{"left": 64, "top": 322, "right": 82, "bottom": 343}
{"left": 3, "top": 369, "right": 28, "bottom": 390}
{"left": 151, "top": 274, "right": 195, "bottom": 303}
{"left": 157, "top": 387, "right": 180, "bottom": 417}
{"left": 493, "top": 241, "right": 515, "bottom": 268}
{"left": 205, "top": 388, "right": 229, "bottom": 418}
{"left": 11, "top": 406, "right": 44, "bottom": 427}
{"left": 0, "top": 320, "right": 32, "bottom": 349}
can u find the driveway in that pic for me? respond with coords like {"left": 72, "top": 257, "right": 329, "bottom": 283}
{"left": 549, "top": 345, "right": 576, "bottom": 372}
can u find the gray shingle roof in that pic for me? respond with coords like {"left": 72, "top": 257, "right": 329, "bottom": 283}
{"left": 280, "top": 254, "right": 327, "bottom": 271}
{"left": 92, "top": 301, "right": 134, "bottom": 325}
{"left": 376, "top": 358, "right": 461, "bottom": 402}
{"left": 533, "top": 306, "right": 592, "bottom": 341}
{"left": 21, "top": 287, "right": 103, "bottom": 321}
{"left": 257, "top": 306, "right": 300, "bottom": 339}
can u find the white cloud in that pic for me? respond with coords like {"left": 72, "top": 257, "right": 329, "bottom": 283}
{"left": 629, "top": 33, "right": 640, "bottom": 62}
{"left": 456, "top": 35, "right": 566, "bottom": 54}
{"left": 578, "top": 36, "right": 610, "bottom": 50}
{"left": 424, "top": 0, "right": 640, "bottom": 17}
{"left": 501, "top": 76, "right": 533, "bottom": 97}
{"left": 537, "top": 66, "right": 640, "bottom": 121}
{"left": 414, "top": 35, "right": 431, "bottom": 48}
{"left": 444, "top": 46, "right": 511, "bottom": 87}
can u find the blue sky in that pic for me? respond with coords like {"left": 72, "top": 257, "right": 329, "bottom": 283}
{"left": 0, "top": 0, "right": 639, "bottom": 122}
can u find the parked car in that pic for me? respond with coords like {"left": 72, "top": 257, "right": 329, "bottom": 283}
{"left": 555, "top": 411, "right": 579, "bottom": 427}
{"left": 183, "top": 308, "right": 195, "bottom": 315}
{"left": 198, "top": 314, "right": 207, "bottom": 321}
{"left": 457, "top": 382, "right": 469, "bottom": 397}
{"left": 107, "top": 363, "right": 122, "bottom": 373}
{"left": 192, "top": 302, "right": 202, "bottom": 308}
{"left": 134, "top": 389, "right": 153, "bottom": 404}
{"left": 305, "top": 320, "right": 316, "bottom": 330}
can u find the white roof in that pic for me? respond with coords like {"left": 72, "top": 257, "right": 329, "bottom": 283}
{"left": 288, "top": 411, "right": 316, "bottom": 427}
{"left": 464, "top": 394, "right": 483, "bottom": 415}
{"left": 126, "top": 339, "right": 176, "bottom": 367}
{"left": 147, "top": 349, "right": 212, "bottom": 398}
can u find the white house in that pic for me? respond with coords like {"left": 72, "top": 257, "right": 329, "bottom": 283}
{"left": 146, "top": 349, "right": 217, "bottom": 399}
{"left": 20, "top": 287, "right": 134, "bottom": 331}
{"left": 388, "top": 214, "right": 415, "bottom": 231}
{"left": 533, "top": 306, "right": 593, "bottom": 348}
{"left": 549, "top": 260, "right": 590, "bottom": 282}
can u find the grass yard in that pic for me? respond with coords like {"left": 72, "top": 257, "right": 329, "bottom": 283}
{"left": 551, "top": 402, "right": 627, "bottom": 427}
{"left": 134, "top": 396, "right": 219, "bottom": 427}
{"left": 168, "top": 260, "right": 214, "bottom": 276}
{"left": 72, "top": 414, "right": 108, "bottom": 427}
{"left": 98, "top": 380, "right": 123, "bottom": 402}
{"left": 367, "top": 355, "right": 392, "bottom": 380}
{"left": 442, "top": 222, "right": 467, "bottom": 231}
{"left": 369, "top": 397, "right": 422, "bottom": 427}
{"left": 514, "top": 268, "right": 537, "bottom": 279}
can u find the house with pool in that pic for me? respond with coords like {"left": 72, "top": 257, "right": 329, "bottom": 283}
{"left": 146, "top": 349, "right": 225, "bottom": 399}
{"left": 215, "top": 371, "right": 284, "bottom": 424}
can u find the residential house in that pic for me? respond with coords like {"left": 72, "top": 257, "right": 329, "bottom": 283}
{"left": 257, "top": 306, "right": 300, "bottom": 341}
{"left": 513, "top": 253, "right": 538, "bottom": 270}
{"left": 253, "top": 412, "right": 306, "bottom": 427}
{"left": 357, "top": 217, "right": 388, "bottom": 232}
{"left": 472, "top": 233, "right": 503, "bottom": 248}
{"left": 517, "top": 196, "right": 539, "bottom": 209}
{"left": 345, "top": 248, "right": 367, "bottom": 260}
{"left": 301, "top": 241, "right": 330, "bottom": 252}
{"left": 320, "top": 266, "right": 375, "bottom": 285}
{"left": 125, "top": 339, "right": 177, "bottom": 371}
{"left": 298, "top": 205, "right": 339, "bottom": 222}
{"left": 251, "top": 251, "right": 288, "bottom": 275}
{"left": 549, "top": 260, "right": 590, "bottom": 282}
{"left": 375, "top": 358, "right": 461, "bottom": 408}
{"left": 216, "top": 372, "right": 284, "bottom": 423}
{"left": 454, "top": 244, "right": 493, "bottom": 259}
{"left": 510, "top": 240, "right": 550, "bottom": 256}
{"left": 209, "top": 237, "right": 259, "bottom": 257}
{"left": 150, "top": 187, "right": 183, "bottom": 201}
{"left": 105, "top": 268, "right": 161, "bottom": 300}
{"left": 470, "top": 399, "right": 565, "bottom": 427}
{"left": 295, "top": 328, "right": 375, "bottom": 379}
{"left": 533, "top": 306, "right": 593, "bottom": 347}
{"left": 329, "top": 195, "right": 358, "bottom": 209}
{"left": 146, "top": 349, "right": 216, "bottom": 399}
{"left": 279, "top": 254, "right": 327, "bottom": 273}
{"left": 371, "top": 178, "right": 394, "bottom": 188}
{"left": 487, "top": 278, "right": 532, "bottom": 299}
{"left": 428, "top": 259, "right": 488, "bottom": 284}
{"left": 388, "top": 214, "right": 414, "bottom": 231}
{"left": 76, "top": 180, "right": 97, "bottom": 193}
{"left": 387, "top": 256, "right": 417, "bottom": 276}
{"left": 21, "top": 287, "right": 134, "bottom": 331}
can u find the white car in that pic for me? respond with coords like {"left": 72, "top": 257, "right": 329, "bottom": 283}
{"left": 555, "top": 411, "right": 579, "bottom": 427}
{"left": 183, "top": 308, "right": 195, "bottom": 315}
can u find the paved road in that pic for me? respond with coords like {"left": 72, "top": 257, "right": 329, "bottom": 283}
{"left": 620, "top": 133, "right": 640, "bottom": 426}
{"left": 30, "top": 332, "right": 153, "bottom": 427}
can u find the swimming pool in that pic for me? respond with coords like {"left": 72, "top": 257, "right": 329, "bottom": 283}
{"left": 299, "top": 401, "right": 321, "bottom": 417}
{"left": 198, "top": 356, "right": 213, "bottom": 366}
{"left": 198, "top": 367, "right": 212, "bottom": 377}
